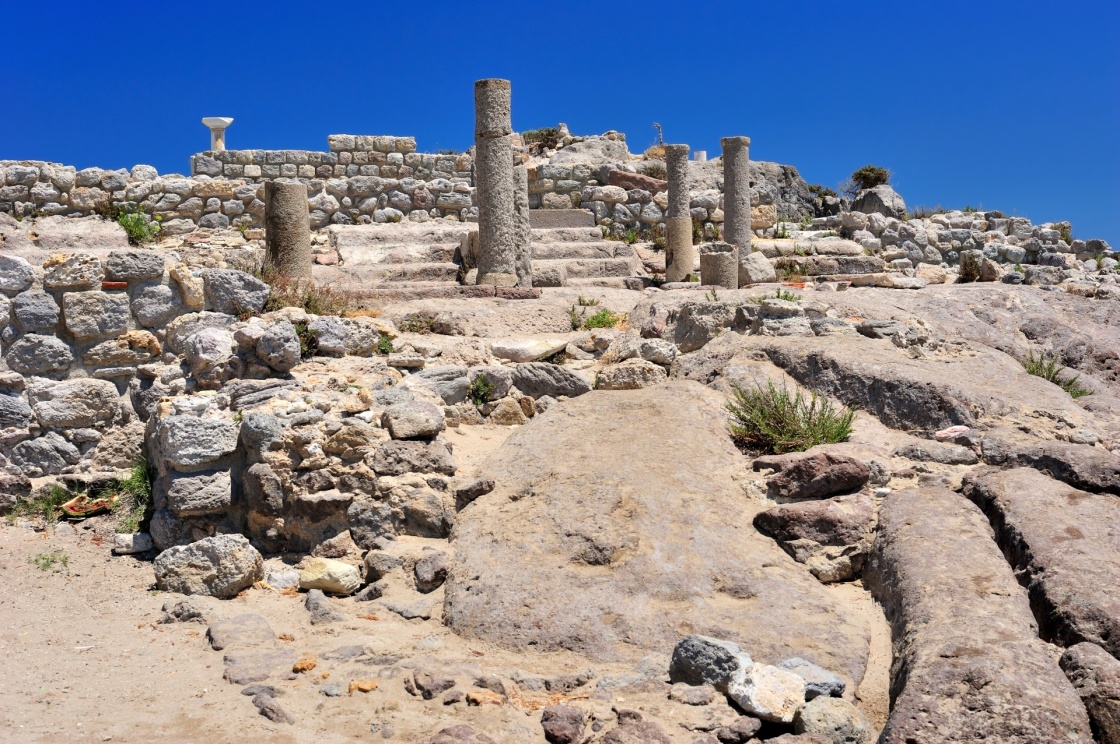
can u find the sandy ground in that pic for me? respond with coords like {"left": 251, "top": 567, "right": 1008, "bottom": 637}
{"left": 0, "top": 423, "right": 892, "bottom": 743}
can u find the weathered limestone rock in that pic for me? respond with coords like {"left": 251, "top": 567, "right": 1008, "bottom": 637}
{"left": 596, "top": 358, "right": 667, "bottom": 390}
{"left": 793, "top": 697, "right": 874, "bottom": 743}
{"left": 866, "top": 487, "right": 1092, "bottom": 741}
{"left": 169, "top": 264, "right": 205, "bottom": 309}
{"left": 1060, "top": 642, "right": 1120, "bottom": 743}
{"left": 201, "top": 269, "right": 270, "bottom": 315}
{"left": 153, "top": 534, "right": 263, "bottom": 598}
{"left": 963, "top": 467, "right": 1120, "bottom": 656}
{"left": 851, "top": 184, "right": 906, "bottom": 219}
{"left": 43, "top": 253, "right": 103, "bottom": 291}
{"left": 728, "top": 662, "right": 807, "bottom": 724}
{"left": 12, "top": 291, "right": 61, "bottom": 334}
{"left": 699, "top": 242, "right": 738, "bottom": 289}
{"left": 511, "top": 362, "right": 591, "bottom": 399}
{"left": 298, "top": 556, "right": 361, "bottom": 595}
{"left": 778, "top": 657, "right": 846, "bottom": 700}
{"left": 256, "top": 321, "right": 300, "bottom": 372}
{"left": 754, "top": 451, "right": 870, "bottom": 500}
{"left": 722, "top": 137, "right": 754, "bottom": 286}
{"left": 0, "top": 255, "right": 35, "bottom": 294}
{"left": 155, "top": 416, "right": 240, "bottom": 472}
{"left": 512, "top": 164, "right": 532, "bottom": 288}
{"left": 382, "top": 399, "right": 445, "bottom": 440}
{"left": 63, "top": 291, "right": 132, "bottom": 340}
{"left": 474, "top": 79, "right": 518, "bottom": 287}
{"left": 6, "top": 334, "right": 73, "bottom": 375}
{"left": 105, "top": 251, "right": 165, "bottom": 282}
{"left": 161, "top": 470, "right": 232, "bottom": 516}
{"left": 369, "top": 439, "right": 456, "bottom": 476}
{"left": 27, "top": 378, "right": 119, "bottom": 428}
{"left": 263, "top": 180, "right": 312, "bottom": 280}
{"left": 445, "top": 382, "right": 872, "bottom": 685}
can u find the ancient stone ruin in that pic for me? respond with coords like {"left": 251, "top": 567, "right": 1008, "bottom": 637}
{"left": 1, "top": 77, "right": 1118, "bottom": 743}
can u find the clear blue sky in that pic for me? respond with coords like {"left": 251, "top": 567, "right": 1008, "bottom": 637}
{"left": 3, "top": 1, "right": 1117, "bottom": 245}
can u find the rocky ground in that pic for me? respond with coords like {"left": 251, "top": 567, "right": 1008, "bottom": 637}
{"left": 1, "top": 215, "right": 1119, "bottom": 743}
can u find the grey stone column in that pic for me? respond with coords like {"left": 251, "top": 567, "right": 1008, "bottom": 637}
{"left": 513, "top": 164, "right": 533, "bottom": 287}
{"left": 721, "top": 136, "right": 754, "bottom": 286}
{"left": 700, "top": 242, "right": 738, "bottom": 289}
{"left": 665, "top": 144, "right": 694, "bottom": 283}
{"left": 474, "top": 79, "right": 518, "bottom": 287}
{"left": 263, "top": 180, "right": 312, "bottom": 280}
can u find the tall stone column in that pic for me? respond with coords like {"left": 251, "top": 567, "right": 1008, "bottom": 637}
{"left": 721, "top": 136, "right": 754, "bottom": 286}
{"left": 263, "top": 180, "right": 312, "bottom": 280}
{"left": 513, "top": 164, "right": 533, "bottom": 287}
{"left": 664, "top": 144, "right": 694, "bottom": 283}
{"left": 474, "top": 79, "right": 519, "bottom": 287}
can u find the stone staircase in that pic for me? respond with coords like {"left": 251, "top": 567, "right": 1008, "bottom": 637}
{"left": 314, "top": 210, "right": 645, "bottom": 299}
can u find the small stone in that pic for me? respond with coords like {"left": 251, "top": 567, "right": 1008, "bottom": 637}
{"left": 669, "top": 682, "right": 716, "bottom": 705}
{"left": 112, "top": 533, "right": 153, "bottom": 555}
{"left": 777, "top": 658, "right": 847, "bottom": 700}
{"left": 207, "top": 614, "right": 275, "bottom": 651}
{"left": 414, "top": 672, "right": 457, "bottom": 700}
{"left": 43, "top": 253, "right": 104, "bottom": 290}
{"left": 728, "top": 663, "right": 806, "bottom": 724}
{"left": 298, "top": 557, "right": 362, "bottom": 595}
{"left": 158, "top": 599, "right": 205, "bottom": 624}
{"left": 793, "top": 697, "right": 873, "bottom": 743}
{"left": 201, "top": 269, "right": 270, "bottom": 315}
{"left": 541, "top": 705, "right": 586, "bottom": 744}
{"left": 348, "top": 678, "right": 379, "bottom": 695}
{"left": 596, "top": 359, "right": 667, "bottom": 390}
{"left": 305, "top": 589, "right": 346, "bottom": 624}
{"left": 414, "top": 551, "right": 449, "bottom": 592}
{"left": 292, "top": 655, "right": 318, "bottom": 673}
{"left": 4, "top": 334, "right": 73, "bottom": 375}
{"left": 382, "top": 399, "right": 445, "bottom": 440}
{"left": 252, "top": 693, "right": 294, "bottom": 724}
{"left": 321, "top": 681, "right": 344, "bottom": 697}
{"left": 669, "top": 635, "right": 752, "bottom": 691}
{"left": 153, "top": 534, "right": 263, "bottom": 598}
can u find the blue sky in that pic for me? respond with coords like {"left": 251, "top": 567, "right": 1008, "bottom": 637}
{"left": 3, "top": 0, "right": 1117, "bottom": 245}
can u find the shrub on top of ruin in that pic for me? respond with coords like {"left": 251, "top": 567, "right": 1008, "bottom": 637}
{"left": 468, "top": 374, "right": 495, "bottom": 407}
{"left": 567, "top": 305, "right": 625, "bottom": 331}
{"left": 726, "top": 381, "right": 855, "bottom": 455}
{"left": 522, "top": 127, "right": 562, "bottom": 150}
{"left": 850, "top": 165, "right": 892, "bottom": 191}
{"left": 640, "top": 161, "right": 667, "bottom": 180}
{"left": 807, "top": 184, "right": 837, "bottom": 199}
{"left": 1022, "top": 351, "right": 1091, "bottom": 399}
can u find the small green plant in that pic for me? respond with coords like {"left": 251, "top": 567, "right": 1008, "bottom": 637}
{"left": 398, "top": 314, "right": 436, "bottom": 334}
{"left": 692, "top": 218, "right": 704, "bottom": 246}
{"left": 726, "top": 381, "right": 856, "bottom": 454}
{"left": 850, "top": 165, "right": 892, "bottom": 191}
{"left": 774, "top": 222, "right": 790, "bottom": 239}
{"left": 623, "top": 228, "right": 640, "bottom": 245}
{"left": 117, "top": 210, "right": 161, "bottom": 245}
{"left": 705, "top": 287, "right": 720, "bottom": 302}
{"left": 582, "top": 308, "right": 625, "bottom": 329}
{"left": 963, "top": 205, "right": 978, "bottom": 213}
{"left": 30, "top": 550, "right": 69, "bottom": 572}
{"left": 236, "top": 222, "right": 250, "bottom": 236}
{"left": 799, "top": 214, "right": 813, "bottom": 229}
{"left": 7, "top": 485, "right": 71, "bottom": 524}
{"left": 1059, "top": 225, "right": 1073, "bottom": 243}
{"left": 1022, "top": 352, "right": 1091, "bottom": 399}
{"left": 567, "top": 305, "right": 585, "bottom": 331}
{"left": 807, "top": 184, "right": 837, "bottom": 199}
{"left": 1013, "top": 263, "right": 1024, "bottom": 273}
{"left": 293, "top": 321, "right": 319, "bottom": 359}
{"left": 468, "top": 374, "right": 495, "bottom": 406}
{"left": 577, "top": 295, "right": 600, "bottom": 307}
{"left": 775, "top": 288, "right": 802, "bottom": 302}
{"left": 232, "top": 410, "right": 244, "bottom": 423}
{"left": 113, "top": 461, "right": 154, "bottom": 534}
{"left": 376, "top": 332, "right": 394, "bottom": 355}
{"left": 522, "top": 127, "right": 562, "bottom": 150}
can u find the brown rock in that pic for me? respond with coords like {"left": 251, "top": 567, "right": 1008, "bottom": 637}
{"left": 1060, "top": 642, "right": 1120, "bottom": 743}
{"left": 866, "top": 487, "right": 1092, "bottom": 742}
{"left": 601, "top": 720, "right": 673, "bottom": 744}
{"left": 541, "top": 705, "right": 585, "bottom": 744}
{"left": 445, "top": 381, "right": 873, "bottom": 685}
{"left": 754, "top": 491, "right": 874, "bottom": 546}
{"left": 963, "top": 467, "right": 1120, "bottom": 656}
{"left": 980, "top": 428, "right": 1120, "bottom": 496}
{"left": 606, "top": 169, "right": 668, "bottom": 193}
{"left": 755, "top": 451, "right": 869, "bottom": 500}
{"left": 421, "top": 725, "right": 497, "bottom": 744}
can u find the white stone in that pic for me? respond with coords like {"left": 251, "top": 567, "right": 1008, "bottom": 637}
{"left": 490, "top": 337, "right": 569, "bottom": 363}
{"left": 726, "top": 662, "right": 806, "bottom": 723}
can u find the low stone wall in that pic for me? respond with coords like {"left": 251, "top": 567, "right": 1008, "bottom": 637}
{"left": 0, "top": 248, "right": 391, "bottom": 482}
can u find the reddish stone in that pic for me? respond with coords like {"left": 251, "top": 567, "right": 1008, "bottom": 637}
{"left": 102, "top": 281, "right": 128, "bottom": 290}
{"left": 313, "top": 253, "right": 339, "bottom": 265}
{"left": 606, "top": 169, "right": 668, "bottom": 193}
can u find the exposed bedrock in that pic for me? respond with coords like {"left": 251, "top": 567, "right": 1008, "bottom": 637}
{"left": 444, "top": 380, "right": 873, "bottom": 686}
{"left": 865, "top": 487, "right": 1092, "bottom": 741}
{"left": 963, "top": 467, "right": 1120, "bottom": 656}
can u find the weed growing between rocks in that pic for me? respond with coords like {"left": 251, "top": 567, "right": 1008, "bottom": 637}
{"left": 30, "top": 550, "right": 68, "bottom": 572}
{"left": 292, "top": 321, "right": 319, "bottom": 359}
{"left": 116, "top": 210, "right": 162, "bottom": 245}
{"left": 113, "top": 462, "right": 154, "bottom": 534}
{"left": 5, "top": 485, "right": 71, "bottom": 525}
{"left": 376, "top": 332, "right": 394, "bottom": 355}
{"left": 581, "top": 308, "right": 626, "bottom": 330}
{"left": 468, "top": 375, "right": 495, "bottom": 406}
{"left": 260, "top": 268, "right": 379, "bottom": 318}
{"left": 1022, "top": 351, "right": 1091, "bottom": 399}
{"left": 727, "top": 381, "right": 855, "bottom": 454}
{"left": 775, "top": 288, "right": 802, "bottom": 302}
{"left": 399, "top": 314, "right": 436, "bottom": 334}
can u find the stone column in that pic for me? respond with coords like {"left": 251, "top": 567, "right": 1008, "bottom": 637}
{"left": 664, "top": 144, "right": 694, "bottom": 283}
{"left": 721, "top": 136, "right": 754, "bottom": 286}
{"left": 474, "top": 79, "right": 518, "bottom": 287}
{"left": 694, "top": 150, "right": 707, "bottom": 162}
{"left": 700, "top": 242, "right": 738, "bottom": 289}
{"left": 202, "top": 117, "right": 233, "bottom": 151}
{"left": 263, "top": 180, "right": 312, "bottom": 280}
{"left": 513, "top": 164, "right": 534, "bottom": 287}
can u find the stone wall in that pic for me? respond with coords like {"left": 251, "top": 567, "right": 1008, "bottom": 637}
{"left": 0, "top": 248, "right": 390, "bottom": 482}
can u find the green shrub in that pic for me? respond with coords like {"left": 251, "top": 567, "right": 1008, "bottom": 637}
{"left": 582, "top": 308, "right": 625, "bottom": 329}
{"left": 113, "top": 462, "right": 154, "bottom": 533}
{"left": 522, "top": 127, "right": 561, "bottom": 149}
{"left": 376, "top": 332, "right": 394, "bottom": 355}
{"left": 577, "top": 295, "right": 599, "bottom": 307}
{"left": 6, "top": 484, "right": 71, "bottom": 524}
{"left": 850, "top": 165, "right": 892, "bottom": 191}
{"left": 727, "top": 381, "right": 855, "bottom": 454}
{"left": 641, "top": 162, "right": 667, "bottom": 181}
{"left": 468, "top": 374, "right": 495, "bottom": 406}
{"left": 117, "top": 210, "right": 161, "bottom": 245}
{"left": 623, "top": 228, "right": 640, "bottom": 245}
{"left": 807, "top": 184, "right": 837, "bottom": 199}
{"left": 399, "top": 314, "right": 435, "bottom": 334}
{"left": 1022, "top": 351, "right": 1091, "bottom": 399}
{"left": 293, "top": 321, "right": 319, "bottom": 358}
{"left": 775, "top": 288, "right": 802, "bottom": 302}
{"left": 30, "top": 550, "right": 68, "bottom": 572}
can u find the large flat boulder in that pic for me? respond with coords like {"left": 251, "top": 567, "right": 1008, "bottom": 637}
{"left": 866, "top": 487, "right": 1091, "bottom": 742}
{"left": 444, "top": 381, "right": 872, "bottom": 687}
{"left": 963, "top": 467, "right": 1120, "bottom": 656}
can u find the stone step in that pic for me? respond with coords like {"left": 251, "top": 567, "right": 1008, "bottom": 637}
{"left": 351, "top": 285, "right": 541, "bottom": 302}
{"left": 531, "top": 242, "right": 620, "bottom": 260}
{"left": 531, "top": 258, "right": 635, "bottom": 279}
{"left": 346, "top": 262, "right": 461, "bottom": 284}
{"left": 338, "top": 243, "right": 459, "bottom": 266}
{"left": 530, "top": 227, "right": 605, "bottom": 244}
{"left": 566, "top": 277, "right": 650, "bottom": 290}
{"left": 528, "top": 209, "right": 596, "bottom": 229}
{"left": 328, "top": 222, "right": 471, "bottom": 249}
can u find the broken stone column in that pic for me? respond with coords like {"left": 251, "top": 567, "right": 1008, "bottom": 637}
{"left": 474, "top": 79, "right": 519, "bottom": 287}
{"left": 665, "top": 144, "right": 694, "bottom": 283}
{"left": 263, "top": 180, "right": 312, "bottom": 280}
{"left": 721, "top": 136, "right": 754, "bottom": 286}
{"left": 202, "top": 117, "right": 233, "bottom": 151}
{"left": 700, "top": 242, "right": 738, "bottom": 289}
{"left": 513, "top": 164, "right": 534, "bottom": 287}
